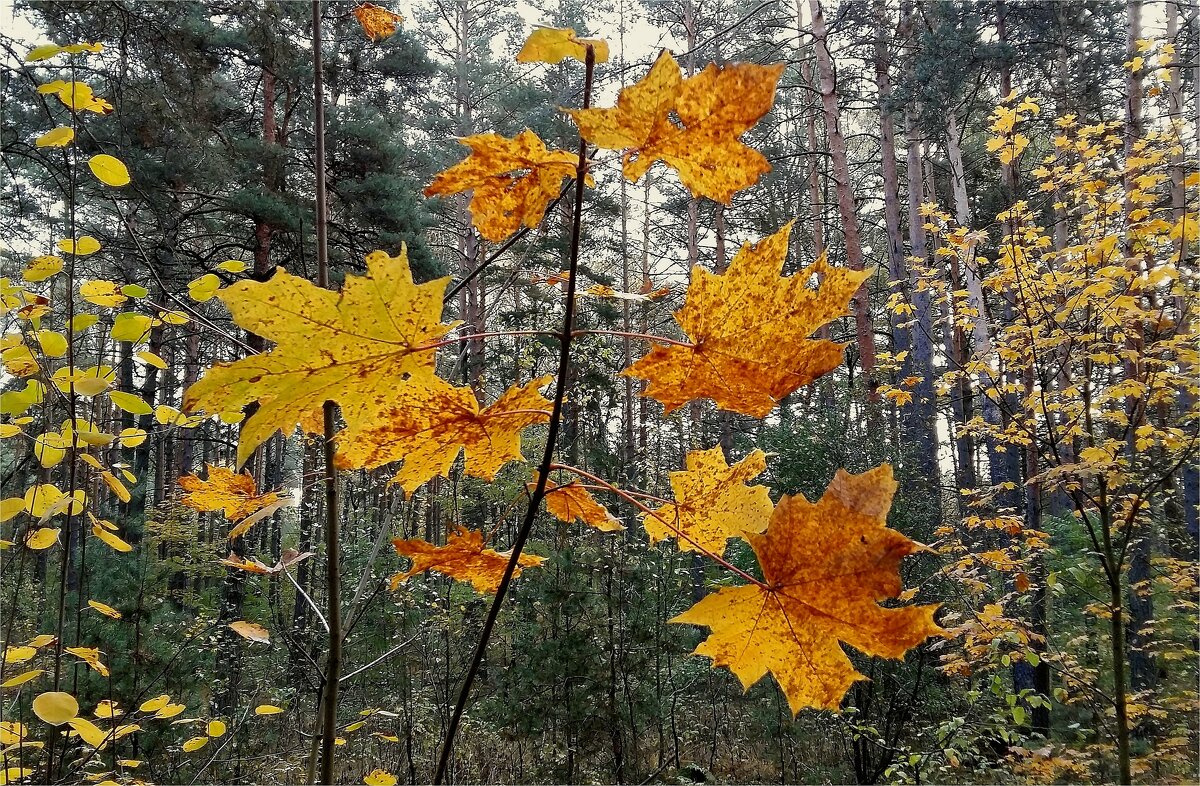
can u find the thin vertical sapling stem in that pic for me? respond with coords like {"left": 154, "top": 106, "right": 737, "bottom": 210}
{"left": 432, "top": 45, "right": 597, "bottom": 785}
{"left": 311, "top": 3, "right": 343, "bottom": 784}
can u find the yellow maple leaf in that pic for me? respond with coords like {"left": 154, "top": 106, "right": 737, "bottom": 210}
{"left": 337, "top": 376, "right": 552, "bottom": 494}
{"left": 672, "top": 465, "right": 945, "bottom": 713}
{"left": 352, "top": 3, "right": 404, "bottom": 41}
{"left": 183, "top": 248, "right": 458, "bottom": 467}
{"left": 567, "top": 52, "right": 784, "bottom": 203}
{"left": 517, "top": 28, "right": 609, "bottom": 65}
{"left": 178, "top": 465, "right": 281, "bottom": 521}
{"left": 390, "top": 526, "right": 546, "bottom": 593}
{"left": 425, "top": 130, "right": 581, "bottom": 242}
{"left": 643, "top": 447, "right": 771, "bottom": 554}
{"left": 623, "top": 223, "right": 869, "bottom": 417}
{"left": 543, "top": 480, "right": 624, "bottom": 532}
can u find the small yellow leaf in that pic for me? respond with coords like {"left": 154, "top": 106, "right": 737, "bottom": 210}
{"left": 118, "top": 427, "right": 148, "bottom": 447}
{"left": 207, "top": 719, "right": 227, "bottom": 737}
{"left": 364, "top": 769, "right": 398, "bottom": 786}
{"left": 80, "top": 280, "right": 128, "bottom": 307}
{"left": 94, "top": 700, "right": 123, "bottom": 719}
{"left": 1, "top": 669, "right": 43, "bottom": 688}
{"left": 3, "top": 646, "right": 36, "bottom": 664}
{"left": 23, "top": 255, "right": 64, "bottom": 282}
{"left": 88, "top": 600, "right": 122, "bottom": 619}
{"left": 517, "top": 27, "right": 609, "bottom": 65}
{"left": 92, "top": 524, "right": 133, "bottom": 553}
{"left": 32, "top": 691, "right": 79, "bottom": 725}
{"left": 26, "top": 43, "right": 64, "bottom": 61}
{"left": 136, "top": 350, "right": 167, "bottom": 369}
{"left": 35, "top": 331, "right": 68, "bottom": 358}
{"left": 58, "top": 236, "right": 101, "bottom": 256}
{"left": 68, "top": 716, "right": 108, "bottom": 748}
{"left": 109, "top": 391, "right": 153, "bottom": 416}
{"left": 36, "top": 127, "right": 74, "bottom": 148}
{"left": 182, "top": 736, "right": 208, "bottom": 752}
{"left": 217, "top": 260, "right": 247, "bottom": 273}
{"left": 254, "top": 704, "right": 283, "bottom": 715}
{"left": 88, "top": 154, "right": 131, "bottom": 186}
{"left": 70, "top": 313, "right": 99, "bottom": 331}
{"left": 110, "top": 312, "right": 153, "bottom": 342}
{"left": 187, "top": 274, "right": 221, "bottom": 302}
{"left": 153, "top": 702, "right": 186, "bottom": 719}
{"left": 25, "top": 528, "right": 61, "bottom": 550}
{"left": 229, "top": 620, "right": 270, "bottom": 643}
{"left": 139, "top": 694, "right": 170, "bottom": 713}
{"left": 0, "top": 498, "right": 24, "bottom": 522}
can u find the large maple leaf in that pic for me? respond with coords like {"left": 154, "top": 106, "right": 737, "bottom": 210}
{"left": 642, "top": 447, "right": 771, "bottom": 554}
{"left": 672, "top": 465, "right": 945, "bottom": 713}
{"left": 567, "top": 52, "right": 783, "bottom": 203}
{"left": 390, "top": 526, "right": 546, "bottom": 593}
{"left": 183, "top": 249, "right": 458, "bottom": 467}
{"left": 622, "top": 223, "right": 870, "bottom": 418}
{"left": 425, "top": 130, "right": 581, "bottom": 242}
{"left": 336, "top": 376, "right": 553, "bottom": 494}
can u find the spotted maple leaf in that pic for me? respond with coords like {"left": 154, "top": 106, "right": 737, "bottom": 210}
{"left": 623, "top": 223, "right": 870, "bottom": 418}
{"left": 672, "top": 465, "right": 945, "bottom": 713}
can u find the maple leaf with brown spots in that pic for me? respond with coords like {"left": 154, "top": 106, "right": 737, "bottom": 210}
{"left": 183, "top": 248, "right": 458, "bottom": 467}
{"left": 337, "top": 376, "right": 553, "bottom": 495}
{"left": 567, "top": 52, "right": 784, "bottom": 202}
{"left": 390, "top": 526, "right": 546, "bottom": 593}
{"left": 542, "top": 480, "right": 624, "bottom": 532}
{"left": 672, "top": 465, "right": 945, "bottom": 713}
{"left": 623, "top": 223, "right": 870, "bottom": 418}
{"left": 425, "top": 130, "right": 582, "bottom": 242}
{"left": 642, "top": 447, "right": 772, "bottom": 555}
{"left": 179, "top": 465, "right": 281, "bottom": 521}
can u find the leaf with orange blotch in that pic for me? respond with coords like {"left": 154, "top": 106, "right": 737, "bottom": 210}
{"left": 623, "top": 223, "right": 870, "bottom": 418}
{"left": 229, "top": 620, "right": 270, "bottom": 644}
{"left": 672, "top": 465, "right": 946, "bottom": 714}
{"left": 179, "top": 465, "right": 281, "bottom": 522}
{"left": 183, "top": 249, "right": 458, "bottom": 467}
{"left": 389, "top": 526, "right": 546, "bottom": 594}
{"left": 642, "top": 447, "right": 772, "bottom": 554}
{"left": 353, "top": 3, "right": 404, "bottom": 41}
{"left": 542, "top": 480, "right": 624, "bottom": 532}
{"left": 337, "top": 376, "right": 552, "bottom": 495}
{"left": 425, "top": 130, "right": 581, "bottom": 242}
{"left": 567, "top": 52, "right": 784, "bottom": 203}
{"left": 517, "top": 27, "right": 609, "bottom": 65}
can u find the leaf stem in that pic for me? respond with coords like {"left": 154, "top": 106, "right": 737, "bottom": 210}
{"left": 571, "top": 329, "right": 694, "bottom": 348}
{"left": 432, "top": 46, "right": 596, "bottom": 785}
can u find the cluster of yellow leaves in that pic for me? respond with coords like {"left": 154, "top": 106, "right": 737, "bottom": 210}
{"left": 623, "top": 223, "right": 870, "bottom": 417}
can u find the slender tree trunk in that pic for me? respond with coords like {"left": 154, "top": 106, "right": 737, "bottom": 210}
{"left": 808, "top": 0, "right": 878, "bottom": 416}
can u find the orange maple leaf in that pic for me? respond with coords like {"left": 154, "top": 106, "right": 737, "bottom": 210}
{"left": 542, "top": 480, "right": 624, "bottom": 532}
{"left": 567, "top": 52, "right": 784, "bottom": 203}
{"left": 337, "top": 376, "right": 553, "bottom": 495}
{"left": 623, "top": 223, "right": 870, "bottom": 418}
{"left": 425, "top": 130, "right": 582, "bottom": 242}
{"left": 642, "top": 447, "right": 771, "bottom": 554}
{"left": 353, "top": 3, "right": 404, "bottom": 42}
{"left": 390, "top": 526, "right": 546, "bottom": 593}
{"left": 672, "top": 465, "right": 946, "bottom": 713}
{"left": 179, "top": 465, "right": 281, "bottom": 521}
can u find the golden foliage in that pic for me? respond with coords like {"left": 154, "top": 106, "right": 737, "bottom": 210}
{"left": 390, "top": 526, "right": 545, "bottom": 594}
